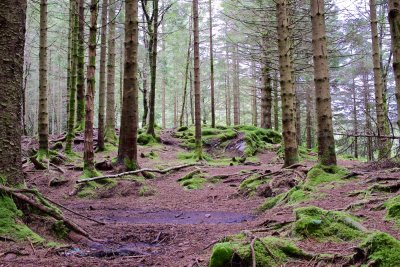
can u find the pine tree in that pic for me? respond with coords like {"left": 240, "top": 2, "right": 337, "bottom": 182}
{"left": 193, "top": 0, "right": 202, "bottom": 159}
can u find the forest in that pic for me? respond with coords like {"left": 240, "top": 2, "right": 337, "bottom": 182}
{"left": 1, "top": 0, "right": 400, "bottom": 266}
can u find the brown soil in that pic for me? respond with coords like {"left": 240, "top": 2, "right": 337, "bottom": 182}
{"left": 1, "top": 130, "right": 400, "bottom": 266}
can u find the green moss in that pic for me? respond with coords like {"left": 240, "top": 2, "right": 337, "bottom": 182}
{"left": 306, "top": 165, "right": 348, "bottom": 187}
{"left": 124, "top": 158, "right": 138, "bottom": 171}
{"left": 384, "top": 195, "right": 400, "bottom": 226}
{"left": 239, "top": 174, "right": 270, "bottom": 196}
{"left": 0, "top": 193, "right": 44, "bottom": 243}
{"left": 359, "top": 232, "right": 400, "bottom": 266}
{"left": 137, "top": 133, "right": 158, "bottom": 146}
{"left": 52, "top": 220, "right": 69, "bottom": 239}
{"left": 259, "top": 186, "right": 313, "bottom": 211}
{"left": 177, "top": 126, "right": 189, "bottom": 132}
{"left": 81, "top": 168, "right": 102, "bottom": 179}
{"left": 177, "top": 170, "right": 207, "bottom": 190}
{"left": 209, "top": 235, "right": 308, "bottom": 267}
{"left": 76, "top": 179, "right": 116, "bottom": 198}
{"left": 138, "top": 185, "right": 156, "bottom": 197}
{"left": 293, "top": 206, "right": 366, "bottom": 242}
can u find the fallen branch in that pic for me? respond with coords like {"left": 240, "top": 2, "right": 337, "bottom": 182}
{"left": 334, "top": 133, "right": 400, "bottom": 139}
{"left": 30, "top": 156, "right": 47, "bottom": 170}
{"left": 50, "top": 163, "right": 65, "bottom": 174}
{"left": 77, "top": 163, "right": 202, "bottom": 184}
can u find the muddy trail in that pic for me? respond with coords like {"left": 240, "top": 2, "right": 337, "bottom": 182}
{"left": 1, "top": 128, "right": 400, "bottom": 266}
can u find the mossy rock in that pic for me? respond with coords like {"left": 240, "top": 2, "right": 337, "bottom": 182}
{"left": 239, "top": 174, "right": 270, "bottom": 196}
{"left": 306, "top": 165, "right": 348, "bottom": 187}
{"left": 177, "top": 170, "right": 207, "bottom": 190}
{"left": 76, "top": 179, "right": 116, "bottom": 198}
{"left": 209, "top": 235, "right": 309, "bottom": 267}
{"left": 259, "top": 186, "right": 313, "bottom": 211}
{"left": 384, "top": 195, "right": 400, "bottom": 225}
{"left": 177, "top": 126, "right": 189, "bottom": 132}
{"left": 293, "top": 206, "right": 367, "bottom": 242}
{"left": 137, "top": 133, "right": 158, "bottom": 146}
{"left": 358, "top": 231, "right": 400, "bottom": 266}
{"left": 0, "top": 193, "right": 44, "bottom": 243}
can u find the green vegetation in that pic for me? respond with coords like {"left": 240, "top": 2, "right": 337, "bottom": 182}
{"left": 177, "top": 170, "right": 207, "bottom": 190}
{"left": 258, "top": 186, "right": 314, "bottom": 211}
{"left": 138, "top": 185, "right": 156, "bottom": 196}
{"left": 137, "top": 133, "right": 159, "bottom": 146}
{"left": 293, "top": 206, "right": 367, "bottom": 242}
{"left": 384, "top": 195, "right": 400, "bottom": 225}
{"left": 76, "top": 179, "right": 116, "bottom": 198}
{"left": 359, "top": 231, "right": 400, "bottom": 266}
{"left": 0, "top": 193, "right": 44, "bottom": 243}
{"left": 239, "top": 174, "right": 269, "bottom": 195}
{"left": 209, "top": 234, "right": 310, "bottom": 267}
{"left": 306, "top": 165, "right": 348, "bottom": 187}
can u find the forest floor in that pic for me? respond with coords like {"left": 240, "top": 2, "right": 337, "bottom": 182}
{"left": 1, "top": 128, "right": 400, "bottom": 266}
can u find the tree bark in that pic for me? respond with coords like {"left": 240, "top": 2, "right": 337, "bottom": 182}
{"left": 306, "top": 85, "right": 313, "bottom": 149}
{"left": 118, "top": 0, "right": 139, "bottom": 170}
{"left": 97, "top": 0, "right": 108, "bottom": 151}
{"left": 65, "top": 0, "right": 79, "bottom": 154}
{"left": 388, "top": 0, "right": 400, "bottom": 129}
{"left": 351, "top": 77, "right": 358, "bottom": 158}
{"left": 295, "top": 85, "right": 301, "bottom": 146}
{"left": 276, "top": 0, "right": 298, "bottom": 167}
{"left": 273, "top": 71, "right": 279, "bottom": 131}
{"left": 105, "top": 1, "right": 117, "bottom": 142}
{"left": 370, "top": 0, "right": 391, "bottom": 159}
{"left": 38, "top": 0, "right": 49, "bottom": 154}
{"left": 0, "top": 0, "right": 27, "bottom": 185}
{"left": 233, "top": 44, "right": 240, "bottom": 125}
{"left": 193, "top": 0, "right": 202, "bottom": 159}
{"left": 161, "top": 13, "right": 167, "bottom": 129}
{"left": 83, "top": 0, "right": 98, "bottom": 173}
{"left": 225, "top": 38, "right": 231, "bottom": 126}
{"left": 251, "top": 61, "right": 258, "bottom": 127}
{"left": 311, "top": 0, "right": 337, "bottom": 166}
{"left": 209, "top": 0, "right": 216, "bottom": 128}
{"left": 76, "top": 0, "right": 85, "bottom": 130}
{"left": 180, "top": 19, "right": 192, "bottom": 127}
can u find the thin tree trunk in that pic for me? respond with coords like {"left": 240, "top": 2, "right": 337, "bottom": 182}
{"left": 225, "top": 41, "right": 231, "bottom": 126}
{"left": 295, "top": 85, "right": 301, "bottom": 147}
{"left": 142, "top": 14, "right": 149, "bottom": 128}
{"left": 174, "top": 90, "right": 178, "bottom": 128}
{"left": 233, "top": 44, "right": 240, "bottom": 125}
{"left": 66, "top": 0, "right": 73, "bottom": 131}
{"left": 146, "top": 0, "right": 159, "bottom": 137}
{"left": 363, "top": 71, "right": 373, "bottom": 161}
{"left": 161, "top": 14, "right": 166, "bottom": 129}
{"left": 97, "top": 0, "right": 108, "bottom": 151}
{"left": 388, "top": 0, "right": 400, "bottom": 129}
{"left": 76, "top": 0, "right": 85, "bottom": 130}
{"left": 276, "top": 0, "right": 298, "bottom": 166}
{"left": 193, "top": 0, "right": 202, "bottom": 158}
{"left": 306, "top": 85, "right": 313, "bottom": 149}
{"left": 189, "top": 71, "right": 194, "bottom": 125}
{"left": 251, "top": 61, "right": 258, "bottom": 127}
{"left": 273, "top": 71, "right": 279, "bottom": 131}
{"left": 65, "top": 0, "right": 79, "bottom": 154}
{"left": 38, "top": 0, "right": 49, "bottom": 155}
{"left": 105, "top": 1, "right": 117, "bottom": 142}
{"left": 180, "top": 20, "right": 192, "bottom": 127}
{"left": 261, "top": 63, "right": 272, "bottom": 129}
{"left": 83, "top": 0, "right": 98, "bottom": 174}
{"left": 370, "top": 0, "right": 391, "bottom": 159}
{"left": 352, "top": 77, "right": 358, "bottom": 158}
{"left": 311, "top": 0, "right": 337, "bottom": 166}
{"left": 118, "top": 0, "right": 139, "bottom": 170}
{"left": 209, "top": 0, "right": 215, "bottom": 128}
{"left": 0, "top": 0, "right": 27, "bottom": 185}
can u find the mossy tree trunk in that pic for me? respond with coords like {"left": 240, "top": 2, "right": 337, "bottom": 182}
{"left": 83, "top": 0, "right": 98, "bottom": 173}
{"left": 306, "top": 85, "right": 313, "bottom": 149}
{"left": 261, "top": 34, "right": 272, "bottom": 129}
{"left": 141, "top": 25, "right": 149, "bottom": 128}
{"left": 118, "top": 0, "right": 139, "bottom": 170}
{"left": 38, "top": 0, "right": 49, "bottom": 156}
{"left": 193, "top": 0, "right": 202, "bottom": 159}
{"left": 105, "top": 0, "right": 117, "bottom": 143}
{"left": 388, "top": 0, "right": 400, "bottom": 129}
{"left": 370, "top": 0, "right": 391, "bottom": 159}
{"left": 97, "top": 0, "right": 108, "bottom": 152}
{"left": 209, "top": 0, "right": 216, "bottom": 128}
{"left": 0, "top": 0, "right": 27, "bottom": 185}
{"left": 295, "top": 85, "right": 301, "bottom": 146}
{"left": 65, "top": 0, "right": 79, "bottom": 154}
{"left": 273, "top": 71, "right": 279, "bottom": 131}
{"left": 76, "top": 0, "right": 85, "bottom": 131}
{"left": 276, "top": 0, "right": 299, "bottom": 167}
{"left": 311, "top": 0, "right": 337, "bottom": 166}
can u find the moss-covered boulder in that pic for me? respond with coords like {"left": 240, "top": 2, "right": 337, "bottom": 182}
{"left": 209, "top": 234, "right": 310, "bottom": 267}
{"left": 137, "top": 133, "right": 158, "bottom": 146}
{"left": 293, "top": 206, "right": 367, "bottom": 241}
{"left": 384, "top": 195, "right": 400, "bottom": 225}
{"left": 306, "top": 165, "right": 348, "bottom": 187}
{"left": 177, "top": 170, "right": 207, "bottom": 190}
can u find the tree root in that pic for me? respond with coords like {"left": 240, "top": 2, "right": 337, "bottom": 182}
{"left": 0, "top": 185, "right": 95, "bottom": 240}
{"left": 76, "top": 163, "right": 202, "bottom": 183}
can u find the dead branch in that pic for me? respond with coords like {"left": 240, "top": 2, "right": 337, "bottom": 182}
{"left": 49, "top": 163, "right": 65, "bottom": 174}
{"left": 30, "top": 156, "right": 47, "bottom": 170}
{"left": 334, "top": 133, "right": 400, "bottom": 139}
{"left": 76, "top": 163, "right": 202, "bottom": 183}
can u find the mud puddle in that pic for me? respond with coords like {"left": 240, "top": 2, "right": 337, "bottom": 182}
{"left": 98, "top": 209, "right": 254, "bottom": 225}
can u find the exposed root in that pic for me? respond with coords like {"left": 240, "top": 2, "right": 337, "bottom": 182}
{"left": 76, "top": 163, "right": 202, "bottom": 184}
{"left": 30, "top": 156, "right": 47, "bottom": 170}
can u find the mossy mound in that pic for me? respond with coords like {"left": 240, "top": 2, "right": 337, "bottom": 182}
{"left": 177, "top": 170, "right": 207, "bottom": 190}
{"left": 235, "top": 126, "right": 281, "bottom": 156}
{"left": 209, "top": 234, "right": 309, "bottom": 267}
{"left": 0, "top": 193, "right": 44, "bottom": 243}
{"left": 259, "top": 186, "right": 313, "bottom": 211}
{"left": 384, "top": 195, "right": 400, "bottom": 225}
{"left": 293, "top": 206, "right": 367, "bottom": 242}
{"left": 138, "top": 185, "right": 156, "bottom": 197}
{"left": 137, "top": 133, "right": 159, "bottom": 146}
{"left": 77, "top": 179, "right": 117, "bottom": 198}
{"left": 357, "top": 231, "right": 400, "bottom": 266}
{"left": 306, "top": 165, "right": 348, "bottom": 187}
{"left": 239, "top": 174, "right": 270, "bottom": 196}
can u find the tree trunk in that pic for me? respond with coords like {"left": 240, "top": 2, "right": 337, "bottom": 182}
{"left": 388, "top": 0, "right": 400, "bottom": 129}
{"left": 306, "top": 85, "right": 313, "bottom": 149}
{"left": 141, "top": 15, "right": 149, "bottom": 128}
{"left": 295, "top": 85, "right": 301, "bottom": 147}
{"left": 161, "top": 14, "right": 167, "bottom": 129}
{"left": 97, "top": 0, "right": 108, "bottom": 152}
{"left": 311, "top": 0, "right": 337, "bottom": 166}
{"left": 233, "top": 44, "right": 240, "bottom": 125}
{"left": 273, "top": 71, "right": 279, "bottom": 131}
{"left": 84, "top": 0, "right": 98, "bottom": 173}
{"left": 370, "top": 0, "right": 391, "bottom": 159}
{"left": 251, "top": 61, "right": 258, "bottom": 127}
{"left": 118, "top": 0, "right": 139, "bottom": 170}
{"left": 261, "top": 63, "right": 272, "bottom": 129}
{"left": 0, "top": 0, "right": 27, "bottom": 185}
{"left": 209, "top": 0, "right": 216, "bottom": 128}
{"left": 105, "top": 1, "right": 117, "bottom": 142}
{"left": 180, "top": 19, "right": 192, "bottom": 127}
{"left": 276, "top": 0, "right": 298, "bottom": 167}
{"left": 363, "top": 71, "right": 373, "bottom": 161}
{"left": 351, "top": 77, "right": 358, "bottom": 159}
{"left": 76, "top": 0, "right": 85, "bottom": 131}
{"left": 225, "top": 40, "right": 231, "bottom": 126}
{"left": 65, "top": 0, "right": 79, "bottom": 154}
{"left": 193, "top": 0, "right": 202, "bottom": 159}
{"left": 38, "top": 0, "right": 49, "bottom": 155}
{"left": 146, "top": 0, "right": 159, "bottom": 137}
{"left": 189, "top": 71, "right": 194, "bottom": 125}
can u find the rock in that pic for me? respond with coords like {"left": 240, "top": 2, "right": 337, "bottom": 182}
{"left": 205, "top": 214, "right": 211, "bottom": 218}
{"left": 257, "top": 184, "right": 273, "bottom": 198}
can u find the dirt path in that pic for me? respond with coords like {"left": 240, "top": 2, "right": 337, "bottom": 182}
{"left": 2, "top": 131, "right": 399, "bottom": 266}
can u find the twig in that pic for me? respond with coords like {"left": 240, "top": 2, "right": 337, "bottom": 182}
{"left": 250, "top": 238, "right": 256, "bottom": 267}
{"left": 49, "top": 163, "right": 65, "bottom": 174}
{"left": 76, "top": 163, "right": 202, "bottom": 183}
